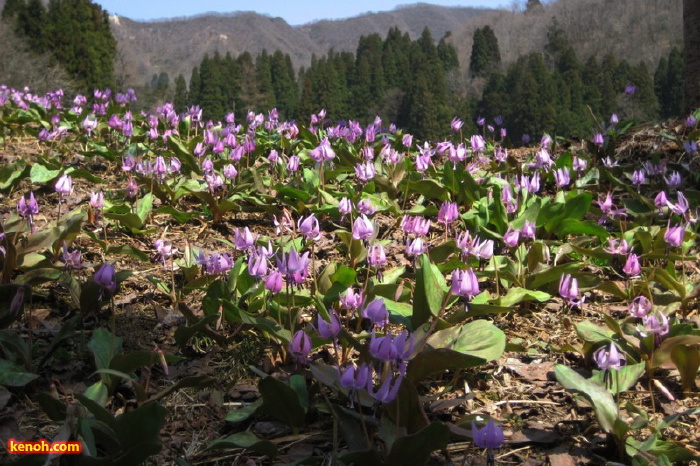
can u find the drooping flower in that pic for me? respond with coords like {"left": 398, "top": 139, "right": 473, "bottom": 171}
{"left": 559, "top": 274, "right": 583, "bottom": 306}
{"left": 366, "top": 244, "right": 387, "bottom": 269}
{"left": 406, "top": 237, "right": 428, "bottom": 257}
{"left": 93, "top": 262, "right": 116, "bottom": 296}
{"left": 503, "top": 227, "right": 520, "bottom": 248}
{"left": 298, "top": 214, "right": 321, "bottom": 241}
{"left": 288, "top": 330, "right": 312, "bottom": 365}
{"left": 340, "top": 288, "right": 363, "bottom": 311}
{"left": 593, "top": 343, "right": 625, "bottom": 371}
{"left": 472, "top": 418, "right": 505, "bottom": 449}
{"left": 314, "top": 310, "right": 342, "bottom": 340}
{"left": 622, "top": 253, "right": 641, "bottom": 277}
{"left": 264, "top": 271, "right": 283, "bottom": 294}
{"left": 352, "top": 214, "right": 374, "bottom": 241}
{"left": 628, "top": 295, "right": 652, "bottom": 318}
{"left": 642, "top": 312, "right": 669, "bottom": 337}
{"left": 451, "top": 117, "right": 463, "bottom": 132}
{"left": 55, "top": 174, "right": 73, "bottom": 195}
{"left": 338, "top": 197, "right": 353, "bottom": 220}
{"left": 592, "top": 133, "right": 604, "bottom": 147}
{"left": 234, "top": 227, "right": 257, "bottom": 251}
{"left": 62, "top": 242, "right": 83, "bottom": 269}
{"left": 664, "top": 223, "right": 685, "bottom": 248}
{"left": 451, "top": 269, "right": 479, "bottom": 300}
{"left": 18, "top": 192, "right": 39, "bottom": 219}
{"left": 553, "top": 167, "right": 571, "bottom": 187}
{"left": 362, "top": 298, "right": 389, "bottom": 328}
{"left": 438, "top": 201, "right": 459, "bottom": 224}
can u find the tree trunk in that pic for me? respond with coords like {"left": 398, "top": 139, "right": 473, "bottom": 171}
{"left": 684, "top": 0, "right": 700, "bottom": 113}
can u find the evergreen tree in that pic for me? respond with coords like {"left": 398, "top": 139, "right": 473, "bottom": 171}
{"left": 237, "top": 52, "right": 258, "bottom": 111}
{"left": 664, "top": 48, "right": 684, "bottom": 117}
{"left": 173, "top": 74, "right": 188, "bottom": 113}
{"left": 1, "top": 0, "right": 24, "bottom": 19}
{"left": 187, "top": 65, "right": 201, "bottom": 107}
{"left": 199, "top": 53, "right": 225, "bottom": 121}
{"left": 470, "top": 26, "right": 500, "bottom": 77}
{"left": 270, "top": 50, "right": 298, "bottom": 119}
{"left": 437, "top": 35, "right": 459, "bottom": 71}
{"left": 44, "top": 0, "right": 117, "bottom": 90}
{"left": 255, "top": 50, "right": 275, "bottom": 111}
{"left": 16, "top": 0, "right": 47, "bottom": 51}
{"left": 221, "top": 52, "right": 242, "bottom": 115}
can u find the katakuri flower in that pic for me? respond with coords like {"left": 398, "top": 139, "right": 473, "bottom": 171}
{"left": 559, "top": 274, "right": 583, "bottom": 306}
{"left": 472, "top": 418, "right": 505, "bottom": 449}
{"left": 593, "top": 343, "right": 625, "bottom": 371}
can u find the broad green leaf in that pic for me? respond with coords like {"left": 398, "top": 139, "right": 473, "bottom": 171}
{"left": 0, "top": 359, "right": 38, "bottom": 387}
{"left": 575, "top": 320, "right": 615, "bottom": 345}
{"left": 554, "top": 364, "right": 619, "bottom": 433}
{"left": 225, "top": 399, "right": 263, "bottom": 424}
{"left": 206, "top": 432, "right": 278, "bottom": 458}
{"left": 88, "top": 328, "right": 123, "bottom": 372}
{"left": 590, "top": 362, "right": 645, "bottom": 394}
{"left": 412, "top": 254, "right": 446, "bottom": 329}
{"left": 387, "top": 421, "right": 450, "bottom": 466}
{"left": 259, "top": 376, "right": 306, "bottom": 433}
{"left": 426, "top": 319, "right": 505, "bottom": 362}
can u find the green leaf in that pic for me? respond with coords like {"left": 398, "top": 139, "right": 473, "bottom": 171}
{"left": 558, "top": 219, "right": 610, "bottom": 240}
{"left": 526, "top": 262, "right": 584, "bottom": 290}
{"left": 387, "top": 421, "right": 450, "bottom": 465}
{"left": 135, "top": 192, "right": 154, "bottom": 224}
{"left": 406, "top": 348, "right": 486, "bottom": 382}
{"left": 289, "top": 374, "right": 309, "bottom": 413}
{"left": 88, "top": 328, "right": 123, "bottom": 372}
{"left": 0, "top": 359, "right": 38, "bottom": 387}
{"left": 174, "top": 315, "right": 220, "bottom": 349}
{"left": 206, "top": 431, "right": 278, "bottom": 458}
{"left": 259, "top": 375, "right": 306, "bottom": 433}
{"left": 29, "top": 163, "right": 61, "bottom": 184}
{"left": 412, "top": 254, "right": 446, "bottom": 329}
{"left": 225, "top": 399, "right": 263, "bottom": 424}
{"left": 83, "top": 381, "right": 109, "bottom": 406}
{"left": 554, "top": 364, "right": 619, "bottom": 433}
{"left": 575, "top": 320, "right": 615, "bottom": 345}
{"left": 590, "top": 362, "right": 645, "bottom": 394}
{"left": 670, "top": 345, "right": 700, "bottom": 393}
{"left": 497, "top": 287, "right": 551, "bottom": 307}
{"left": 427, "top": 319, "right": 505, "bottom": 361}
{"left": 107, "top": 244, "right": 150, "bottom": 261}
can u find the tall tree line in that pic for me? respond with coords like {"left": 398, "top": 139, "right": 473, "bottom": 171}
{"left": 2, "top": 0, "right": 117, "bottom": 91}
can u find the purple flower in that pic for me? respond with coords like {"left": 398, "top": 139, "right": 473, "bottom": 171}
{"left": 223, "top": 164, "right": 238, "bottom": 180}
{"left": 352, "top": 214, "right": 374, "bottom": 241}
{"left": 367, "top": 244, "right": 387, "bottom": 268}
{"left": 370, "top": 374, "right": 403, "bottom": 403}
{"left": 622, "top": 253, "right": 641, "bottom": 277}
{"left": 356, "top": 198, "right": 376, "bottom": 216}
{"left": 402, "top": 133, "right": 413, "bottom": 148}
{"left": 62, "top": 243, "right": 83, "bottom": 269}
{"left": 155, "top": 239, "right": 176, "bottom": 264}
{"left": 451, "top": 269, "right": 479, "bottom": 300}
{"left": 593, "top": 343, "right": 625, "bottom": 371}
{"left": 470, "top": 134, "right": 486, "bottom": 153}
{"left": 287, "top": 154, "right": 300, "bottom": 172}
{"left": 451, "top": 117, "right": 463, "bottom": 132}
{"left": 665, "top": 171, "right": 682, "bottom": 189}
{"left": 540, "top": 134, "right": 552, "bottom": 149}
{"left": 438, "top": 202, "right": 459, "bottom": 224}
{"left": 554, "top": 167, "right": 570, "bottom": 187}
{"left": 503, "top": 227, "right": 520, "bottom": 248}
{"left": 610, "top": 113, "right": 619, "bottom": 125}
{"left": 247, "top": 253, "right": 268, "bottom": 278}
{"left": 93, "top": 262, "right": 116, "bottom": 295}
{"left": 340, "top": 363, "right": 373, "bottom": 391}
{"left": 355, "top": 161, "right": 376, "bottom": 182}
{"left": 289, "top": 330, "right": 312, "bottom": 365}
{"left": 338, "top": 197, "right": 353, "bottom": 219}
{"left": 472, "top": 418, "right": 504, "bottom": 449}
{"left": 573, "top": 156, "right": 587, "bottom": 172}
{"left": 668, "top": 191, "right": 689, "bottom": 216}
{"left": 18, "top": 192, "right": 39, "bottom": 218}
{"left": 592, "top": 133, "right": 604, "bottom": 147}
{"left": 314, "top": 310, "right": 342, "bottom": 340}
{"left": 406, "top": 237, "right": 427, "bottom": 257}
{"left": 664, "top": 223, "right": 684, "bottom": 248}
{"left": 309, "top": 137, "right": 335, "bottom": 164}
{"left": 632, "top": 169, "right": 645, "bottom": 188}
{"left": 520, "top": 220, "right": 536, "bottom": 240}
{"left": 654, "top": 191, "right": 668, "bottom": 210}
{"left": 559, "top": 274, "right": 583, "bottom": 306}
{"left": 642, "top": 312, "right": 669, "bottom": 337}
{"left": 89, "top": 191, "right": 104, "bottom": 210}
{"left": 629, "top": 296, "right": 652, "bottom": 318}
{"left": 264, "top": 271, "right": 283, "bottom": 294}
{"left": 153, "top": 156, "right": 168, "bottom": 179}
{"left": 362, "top": 298, "right": 389, "bottom": 328}
{"left": 55, "top": 174, "right": 73, "bottom": 195}
{"left": 277, "top": 247, "right": 310, "bottom": 286}
{"left": 340, "top": 288, "right": 363, "bottom": 311}
{"left": 625, "top": 84, "right": 637, "bottom": 95}
{"left": 299, "top": 214, "right": 321, "bottom": 241}
{"left": 234, "top": 227, "right": 257, "bottom": 251}
{"left": 122, "top": 154, "right": 136, "bottom": 172}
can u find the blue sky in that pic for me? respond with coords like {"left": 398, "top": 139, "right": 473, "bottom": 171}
{"left": 94, "top": 1, "right": 512, "bottom": 25}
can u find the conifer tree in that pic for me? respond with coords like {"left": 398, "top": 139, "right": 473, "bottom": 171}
{"left": 199, "top": 54, "right": 225, "bottom": 121}
{"left": 270, "top": 50, "right": 298, "bottom": 119}
{"left": 187, "top": 65, "right": 201, "bottom": 107}
{"left": 173, "top": 74, "right": 188, "bottom": 113}
{"left": 255, "top": 50, "right": 275, "bottom": 111}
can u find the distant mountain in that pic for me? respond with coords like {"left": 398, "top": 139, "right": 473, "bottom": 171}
{"left": 109, "top": 3, "right": 496, "bottom": 86}
{"left": 110, "top": 0, "right": 681, "bottom": 89}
